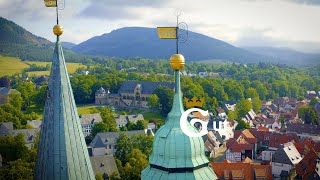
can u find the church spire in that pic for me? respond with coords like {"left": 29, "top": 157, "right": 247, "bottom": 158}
{"left": 142, "top": 54, "right": 217, "bottom": 179}
{"left": 35, "top": 4, "right": 95, "bottom": 180}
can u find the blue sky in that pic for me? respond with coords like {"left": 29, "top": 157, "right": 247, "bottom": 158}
{"left": 0, "top": 0, "right": 320, "bottom": 52}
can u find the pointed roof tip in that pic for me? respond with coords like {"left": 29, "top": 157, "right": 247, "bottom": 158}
{"left": 35, "top": 23, "right": 95, "bottom": 179}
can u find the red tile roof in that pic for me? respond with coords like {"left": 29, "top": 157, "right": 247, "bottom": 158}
{"left": 211, "top": 162, "right": 254, "bottom": 180}
{"left": 229, "top": 143, "right": 254, "bottom": 152}
{"left": 296, "top": 149, "right": 319, "bottom": 180}
{"left": 257, "top": 126, "right": 269, "bottom": 132}
{"left": 211, "top": 162, "right": 272, "bottom": 180}
{"left": 234, "top": 129, "right": 257, "bottom": 144}
{"left": 253, "top": 164, "right": 272, "bottom": 180}
{"left": 269, "top": 133, "right": 299, "bottom": 148}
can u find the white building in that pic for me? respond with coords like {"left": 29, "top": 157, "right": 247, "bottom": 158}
{"left": 79, "top": 113, "right": 103, "bottom": 137}
{"left": 114, "top": 114, "right": 144, "bottom": 128}
{"left": 271, "top": 142, "right": 302, "bottom": 177}
{"left": 90, "top": 130, "right": 148, "bottom": 156}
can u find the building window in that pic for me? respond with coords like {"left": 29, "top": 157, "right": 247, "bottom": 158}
{"left": 109, "top": 145, "right": 112, "bottom": 149}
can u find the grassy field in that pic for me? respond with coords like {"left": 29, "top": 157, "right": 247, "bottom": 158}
{"left": 27, "top": 71, "right": 50, "bottom": 76}
{"left": 26, "top": 61, "right": 87, "bottom": 76}
{"left": 0, "top": 56, "right": 29, "bottom": 76}
{"left": 143, "top": 111, "right": 165, "bottom": 122}
{"left": 0, "top": 56, "right": 88, "bottom": 77}
{"left": 77, "top": 105, "right": 99, "bottom": 115}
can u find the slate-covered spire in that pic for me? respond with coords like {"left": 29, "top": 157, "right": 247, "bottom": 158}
{"left": 34, "top": 24, "right": 95, "bottom": 180}
{"left": 142, "top": 54, "right": 217, "bottom": 179}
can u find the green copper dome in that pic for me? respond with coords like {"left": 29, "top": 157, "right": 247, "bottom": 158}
{"left": 34, "top": 36, "right": 95, "bottom": 180}
{"left": 142, "top": 54, "right": 217, "bottom": 179}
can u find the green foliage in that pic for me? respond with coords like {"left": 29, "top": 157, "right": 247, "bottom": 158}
{"left": 116, "top": 149, "right": 148, "bottom": 180}
{"left": 154, "top": 85, "right": 174, "bottom": 115}
{"left": 131, "top": 134, "right": 154, "bottom": 157}
{"left": 298, "top": 105, "right": 318, "bottom": 124}
{"left": 235, "top": 120, "right": 250, "bottom": 130}
{"left": 91, "top": 122, "right": 110, "bottom": 137}
{"left": 236, "top": 98, "right": 252, "bottom": 119}
{"left": 309, "top": 97, "right": 319, "bottom": 107}
{"left": 100, "top": 107, "right": 118, "bottom": 132}
{"left": 252, "top": 98, "right": 262, "bottom": 113}
{"left": 8, "top": 91, "right": 23, "bottom": 110}
{"left": 115, "top": 133, "right": 133, "bottom": 164}
{"left": 95, "top": 172, "right": 103, "bottom": 180}
{"left": 17, "top": 82, "right": 36, "bottom": 109}
{"left": 147, "top": 94, "right": 159, "bottom": 110}
{"left": 115, "top": 133, "right": 153, "bottom": 165}
{"left": 227, "top": 111, "right": 238, "bottom": 120}
{"left": 0, "top": 133, "right": 29, "bottom": 163}
{"left": 0, "top": 159, "right": 35, "bottom": 180}
{"left": 109, "top": 171, "right": 121, "bottom": 180}
{"left": 126, "top": 120, "right": 147, "bottom": 131}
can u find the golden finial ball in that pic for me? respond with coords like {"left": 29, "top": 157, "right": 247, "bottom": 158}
{"left": 53, "top": 25, "right": 63, "bottom": 36}
{"left": 170, "top": 54, "right": 185, "bottom": 70}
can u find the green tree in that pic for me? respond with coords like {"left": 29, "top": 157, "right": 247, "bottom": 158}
{"left": 91, "top": 122, "right": 109, "bottom": 137}
{"left": 154, "top": 85, "right": 174, "bottom": 115}
{"left": 131, "top": 134, "right": 153, "bottom": 157}
{"left": 9, "top": 92, "right": 23, "bottom": 110}
{"left": 235, "top": 120, "right": 250, "bottom": 130}
{"left": 33, "top": 84, "right": 47, "bottom": 108}
{"left": 227, "top": 111, "right": 238, "bottom": 120}
{"left": 121, "top": 149, "right": 148, "bottom": 180}
{"left": 95, "top": 172, "right": 103, "bottom": 180}
{"left": 115, "top": 133, "right": 133, "bottom": 164}
{"left": 236, "top": 98, "right": 252, "bottom": 119}
{"left": 252, "top": 98, "right": 262, "bottom": 113}
{"left": 147, "top": 94, "right": 159, "bottom": 110}
{"left": 298, "top": 105, "right": 318, "bottom": 124}
{"left": 100, "top": 107, "right": 118, "bottom": 131}
{"left": 309, "top": 97, "right": 319, "bottom": 107}
{"left": 245, "top": 87, "right": 259, "bottom": 99}
{"left": 0, "top": 159, "right": 34, "bottom": 180}
{"left": 0, "top": 133, "right": 29, "bottom": 163}
{"left": 17, "top": 82, "right": 35, "bottom": 109}
{"left": 135, "top": 120, "right": 147, "bottom": 130}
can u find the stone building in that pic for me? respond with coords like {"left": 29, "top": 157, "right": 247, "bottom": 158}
{"left": 95, "top": 81, "right": 174, "bottom": 108}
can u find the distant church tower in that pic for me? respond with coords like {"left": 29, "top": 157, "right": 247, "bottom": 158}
{"left": 34, "top": 17, "right": 95, "bottom": 179}
{"left": 142, "top": 54, "right": 217, "bottom": 179}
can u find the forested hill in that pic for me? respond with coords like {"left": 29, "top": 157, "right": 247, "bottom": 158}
{"left": 0, "top": 17, "right": 93, "bottom": 64}
{"left": 1, "top": 16, "right": 319, "bottom": 66}
{"left": 72, "top": 27, "right": 267, "bottom": 63}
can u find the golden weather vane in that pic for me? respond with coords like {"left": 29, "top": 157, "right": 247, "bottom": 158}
{"left": 157, "top": 13, "right": 188, "bottom": 54}
{"left": 44, "top": 0, "right": 65, "bottom": 25}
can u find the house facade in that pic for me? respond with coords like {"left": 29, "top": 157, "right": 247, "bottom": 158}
{"left": 90, "top": 130, "right": 147, "bottom": 156}
{"left": 114, "top": 114, "right": 144, "bottom": 128}
{"left": 271, "top": 142, "right": 302, "bottom": 177}
{"left": 80, "top": 113, "right": 103, "bottom": 137}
